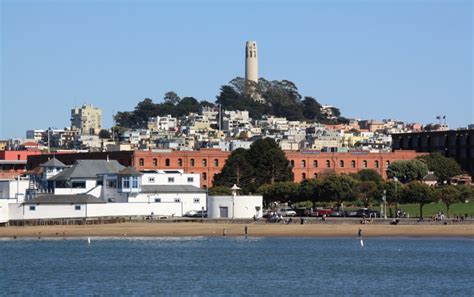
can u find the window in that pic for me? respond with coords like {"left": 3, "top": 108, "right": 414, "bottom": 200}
{"left": 17, "top": 154, "right": 21, "bottom": 160}
{"left": 139, "top": 158, "right": 144, "bottom": 166}
{"left": 363, "top": 160, "right": 368, "bottom": 168}
{"left": 351, "top": 160, "right": 356, "bottom": 168}
{"left": 132, "top": 177, "right": 139, "bottom": 188}
{"left": 72, "top": 181, "right": 86, "bottom": 188}
{"left": 123, "top": 177, "right": 130, "bottom": 188}
{"left": 106, "top": 180, "right": 116, "bottom": 188}
{"left": 326, "top": 160, "right": 330, "bottom": 168}
{"left": 29, "top": 205, "right": 36, "bottom": 211}
{"left": 214, "top": 159, "right": 219, "bottom": 167}
{"left": 302, "top": 173, "right": 306, "bottom": 179}
{"left": 174, "top": 198, "right": 181, "bottom": 203}
{"left": 187, "top": 177, "right": 194, "bottom": 183}
{"left": 313, "top": 160, "right": 318, "bottom": 168}
{"left": 339, "top": 160, "right": 344, "bottom": 168}
{"left": 96, "top": 180, "right": 103, "bottom": 186}
{"left": 374, "top": 160, "right": 379, "bottom": 168}
{"left": 178, "top": 158, "right": 183, "bottom": 167}
{"left": 386, "top": 161, "right": 391, "bottom": 167}
{"left": 290, "top": 160, "right": 295, "bottom": 167}
{"left": 190, "top": 159, "right": 195, "bottom": 167}
{"left": 168, "top": 177, "right": 175, "bottom": 183}
{"left": 148, "top": 177, "right": 155, "bottom": 183}
{"left": 314, "top": 173, "right": 318, "bottom": 178}
{"left": 194, "top": 198, "right": 200, "bottom": 203}
{"left": 203, "top": 172, "right": 207, "bottom": 181}
{"left": 202, "top": 159, "right": 207, "bottom": 167}
{"left": 302, "top": 160, "right": 306, "bottom": 168}
{"left": 153, "top": 158, "right": 158, "bottom": 166}
{"left": 154, "top": 198, "right": 161, "bottom": 203}
{"left": 75, "top": 205, "right": 81, "bottom": 211}
{"left": 165, "top": 158, "right": 170, "bottom": 167}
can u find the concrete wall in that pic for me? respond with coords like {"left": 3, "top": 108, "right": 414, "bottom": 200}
{"left": 207, "top": 195, "right": 263, "bottom": 219}
{"left": 0, "top": 179, "right": 29, "bottom": 199}
{"left": 129, "top": 193, "right": 207, "bottom": 215}
{"left": 6, "top": 202, "right": 183, "bottom": 221}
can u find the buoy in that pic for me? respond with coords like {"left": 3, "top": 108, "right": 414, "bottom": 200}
{"left": 360, "top": 239, "right": 364, "bottom": 248}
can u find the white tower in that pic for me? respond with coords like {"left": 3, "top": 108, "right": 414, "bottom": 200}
{"left": 245, "top": 41, "right": 263, "bottom": 102}
{"left": 245, "top": 41, "right": 258, "bottom": 84}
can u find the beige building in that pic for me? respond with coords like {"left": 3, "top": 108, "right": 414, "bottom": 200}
{"left": 71, "top": 104, "right": 102, "bottom": 135}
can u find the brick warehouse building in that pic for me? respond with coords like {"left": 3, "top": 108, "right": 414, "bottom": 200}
{"left": 28, "top": 149, "right": 421, "bottom": 188}
{"left": 392, "top": 129, "right": 474, "bottom": 177}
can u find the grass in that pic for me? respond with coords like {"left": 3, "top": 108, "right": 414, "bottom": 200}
{"left": 390, "top": 201, "right": 474, "bottom": 219}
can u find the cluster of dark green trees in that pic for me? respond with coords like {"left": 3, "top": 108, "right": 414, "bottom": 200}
{"left": 210, "top": 140, "right": 471, "bottom": 218}
{"left": 114, "top": 78, "right": 347, "bottom": 129}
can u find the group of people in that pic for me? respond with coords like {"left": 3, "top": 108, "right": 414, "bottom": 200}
{"left": 396, "top": 209, "right": 407, "bottom": 218}
{"left": 431, "top": 211, "right": 446, "bottom": 221}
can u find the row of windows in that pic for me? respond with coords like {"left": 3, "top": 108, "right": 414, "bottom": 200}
{"left": 29, "top": 205, "right": 82, "bottom": 211}
{"left": 149, "top": 177, "right": 195, "bottom": 183}
{"left": 153, "top": 198, "right": 200, "bottom": 203}
{"left": 291, "top": 160, "right": 390, "bottom": 169}
{"left": 139, "top": 158, "right": 220, "bottom": 167}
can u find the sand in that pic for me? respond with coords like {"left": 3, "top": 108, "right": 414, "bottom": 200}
{"left": 1, "top": 222, "right": 473, "bottom": 238}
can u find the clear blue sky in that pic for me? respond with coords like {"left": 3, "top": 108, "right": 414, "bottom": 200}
{"left": 1, "top": 0, "right": 472, "bottom": 139}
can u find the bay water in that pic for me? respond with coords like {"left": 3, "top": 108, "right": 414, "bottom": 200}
{"left": 1, "top": 237, "right": 473, "bottom": 296}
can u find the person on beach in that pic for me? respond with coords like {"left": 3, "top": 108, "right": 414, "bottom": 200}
{"left": 358, "top": 228, "right": 362, "bottom": 238}
{"left": 244, "top": 225, "right": 248, "bottom": 236}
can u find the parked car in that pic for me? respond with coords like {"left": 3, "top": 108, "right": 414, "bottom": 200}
{"left": 329, "top": 209, "right": 345, "bottom": 217}
{"left": 347, "top": 208, "right": 381, "bottom": 218}
{"left": 310, "top": 208, "right": 333, "bottom": 217}
{"left": 194, "top": 210, "right": 208, "bottom": 218}
{"left": 277, "top": 207, "right": 297, "bottom": 217}
{"left": 183, "top": 210, "right": 199, "bottom": 217}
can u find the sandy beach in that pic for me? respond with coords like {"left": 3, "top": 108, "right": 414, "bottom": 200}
{"left": 1, "top": 222, "right": 473, "bottom": 238}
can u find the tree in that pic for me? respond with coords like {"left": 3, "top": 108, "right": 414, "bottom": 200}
{"left": 319, "top": 174, "right": 358, "bottom": 208}
{"left": 98, "top": 129, "right": 111, "bottom": 139}
{"left": 417, "top": 153, "right": 463, "bottom": 183}
{"left": 175, "top": 97, "right": 201, "bottom": 116}
{"left": 355, "top": 169, "right": 383, "bottom": 185}
{"left": 163, "top": 91, "right": 181, "bottom": 105}
{"left": 258, "top": 182, "right": 300, "bottom": 205}
{"left": 384, "top": 180, "right": 404, "bottom": 217}
{"left": 208, "top": 186, "right": 232, "bottom": 196}
{"left": 387, "top": 160, "right": 429, "bottom": 183}
{"left": 402, "top": 182, "right": 435, "bottom": 218}
{"left": 213, "top": 148, "right": 255, "bottom": 193}
{"left": 247, "top": 138, "right": 293, "bottom": 185}
{"left": 298, "top": 178, "right": 322, "bottom": 206}
{"left": 301, "top": 96, "right": 323, "bottom": 121}
{"left": 356, "top": 181, "right": 379, "bottom": 208}
{"left": 435, "top": 185, "right": 461, "bottom": 217}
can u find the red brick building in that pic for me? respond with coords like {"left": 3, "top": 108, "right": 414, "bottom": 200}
{"left": 0, "top": 150, "right": 42, "bottom": 179}
{"left": 29, "top": 149, "right": 421, "bottom": 188}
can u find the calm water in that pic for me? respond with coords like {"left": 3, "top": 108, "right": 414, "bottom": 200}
{"left": 1, "top": 237, "right": 473, "bottom": 296}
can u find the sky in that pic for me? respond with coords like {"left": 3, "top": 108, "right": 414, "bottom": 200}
{"left": 0, "top": 0, "right": 472, "bottom": 139}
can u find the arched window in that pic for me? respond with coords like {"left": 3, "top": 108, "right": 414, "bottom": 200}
{"left": 313, "top": 160, "right": 318, "bottom": 168}
{"left": 290, "top": 160, "right": 295, "bottom": 167}
{"left": 302, "top": 173, "right": 306, "bottom": 179}
{"left": 153, "top": 158, "right": 157, "bottom": 166}
{"left": 374, "top": 160, "right": 379, "bottom": 168}
{"left": 214, "top": 159, "right": 219, "bottom": 167}
{"left": 386, "top": 160, "right": 390, "bottom": 167}
{"left": 203, "top": 185, "right": 207, "bottom": 189}
{"left": 351, "top": 160, "right": 356, "bottom": 168}
{"left": 165, "top": 158, "right": 170, "bottom": 167}
{"left": 202, "top": 172, "right": 207, "bottom": 180}
{"left": 314, "top": 173, "right": 318, "bottom": 178}
{"left": 301, "top": 160, "right": 306, "bottom": 168}
{"left": 326, "top": 160, "right": 330, "bottom": 168}
{"left": 202, "top": 159, "right": 207, "bottom": 167}
{"left": 139, "top": 158, "right": 144, "bottom": 166}
{"left": 178, "top": 158, "right": 183, "bottom": 167}
{"left": 190, "top": 159, "right": 195, "bottom": 167}
{"left": 339, "top": 160, "right": 344, "bottom": 168}
{"left": 363, "top": 160, "right": 368, "bottom": 168}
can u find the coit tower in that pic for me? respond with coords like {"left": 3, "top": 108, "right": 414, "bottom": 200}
{"left": 245, "top": 41, "right": 261, "bottom": 100}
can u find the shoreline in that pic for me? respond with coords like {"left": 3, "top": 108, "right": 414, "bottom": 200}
{"left": 1, "top": 222, "right": 473, "bottom": 238}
